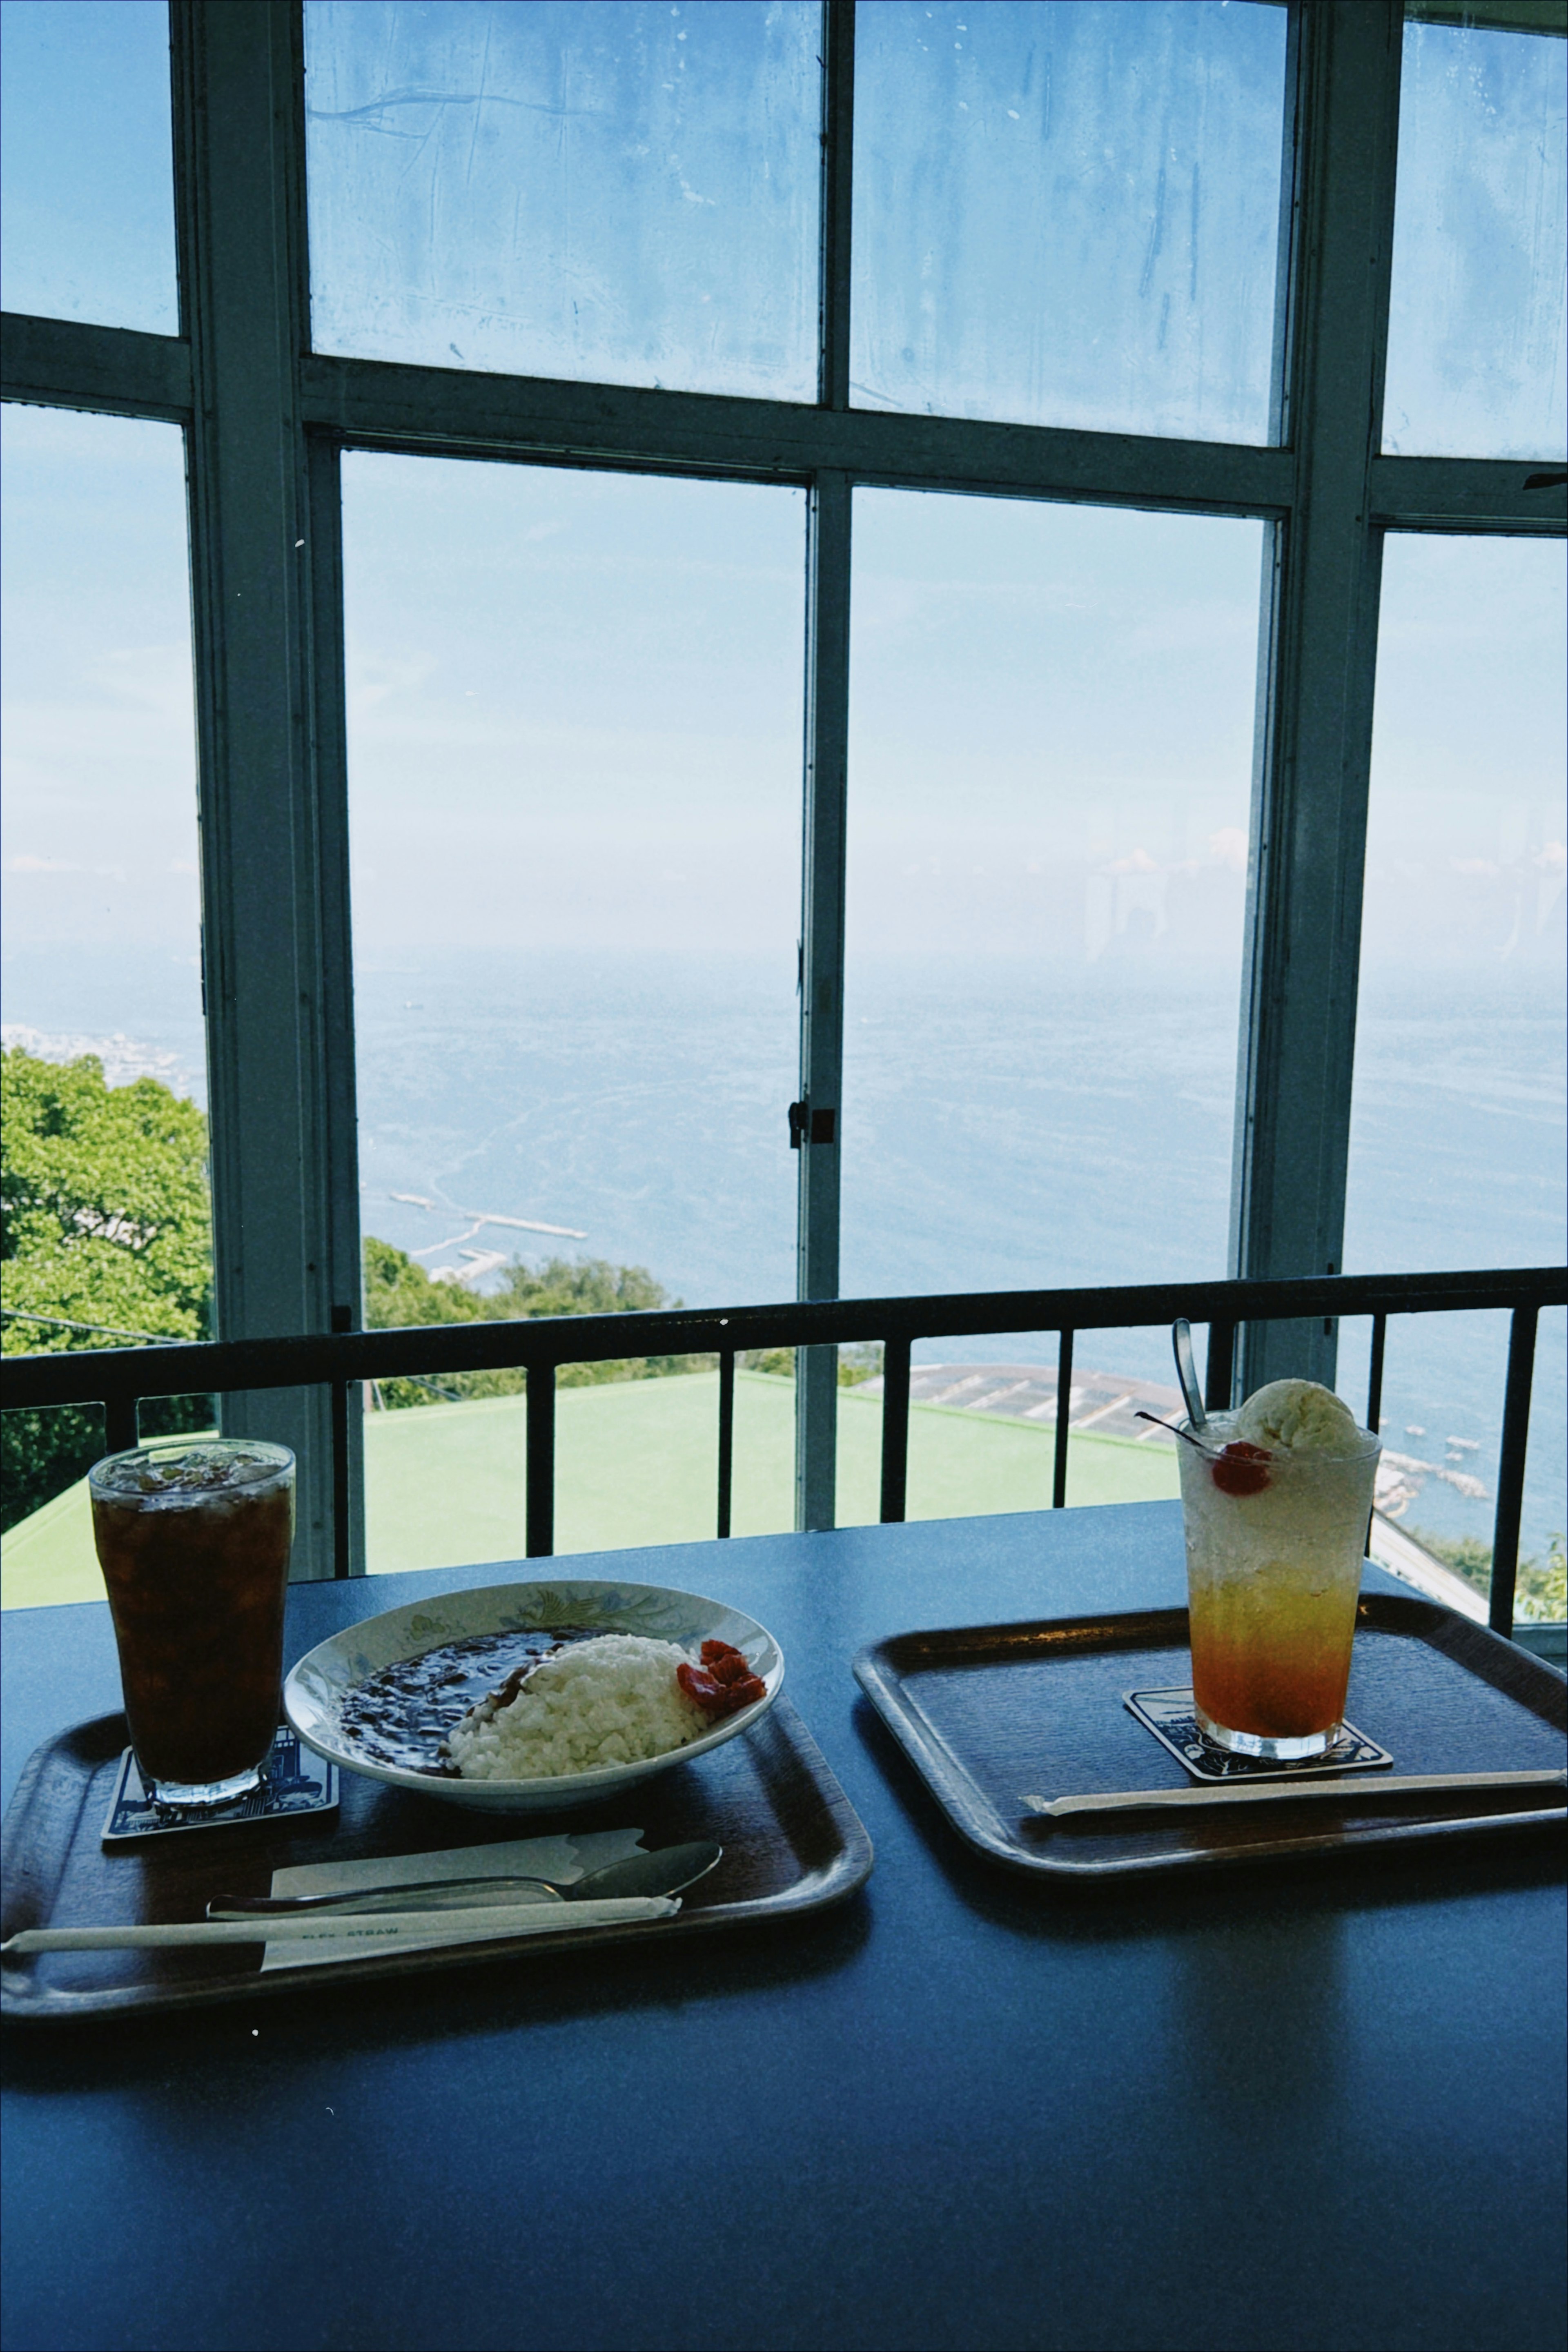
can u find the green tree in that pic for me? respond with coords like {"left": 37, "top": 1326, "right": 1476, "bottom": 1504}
{"left": 1406, "top": 1523, "right": 1568, "bottom": 1622}
{"left": 2, "top": 1049, "right": 215, "bottom": 1530}
{"left": 362, "top": 1234, "right": 497, "bottom": 1408}
{"left": 361, "top": 1241, "right": 714, "bottom": 1405}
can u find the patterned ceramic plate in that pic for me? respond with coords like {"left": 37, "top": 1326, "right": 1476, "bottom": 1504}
{"left": 284, "top": 1579, "right": 785, "bottom": 1814}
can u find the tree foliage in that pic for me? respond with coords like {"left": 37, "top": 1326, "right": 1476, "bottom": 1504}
{"left": 2, "top": 1049, "right": 215, "bottom": 1530}
{"left": 1407, "top": 1523, "right": 1567, "bottom": 1622}
{"left": 2, "top": 1049, "right": 212, "bottom": 1348}
{"left": 361, "top": 1239, "right": 713, "bottom": 1406}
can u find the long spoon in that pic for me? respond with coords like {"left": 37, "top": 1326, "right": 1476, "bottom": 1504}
{"left": 207, "top": 1840, "right": 723, "bottom": 1920}
{"left": 1135, "top": 1409, "right": 1213, "bottom": 1453}
{"left": 1172, "top": 1317, "right": 1207, "bottom": 1430}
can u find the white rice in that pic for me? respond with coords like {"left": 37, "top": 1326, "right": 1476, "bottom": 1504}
{"left": 446, "top": 1633, "right": 711, "bottom": 1781}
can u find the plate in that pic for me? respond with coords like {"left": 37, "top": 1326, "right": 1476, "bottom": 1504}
{"left": 283, "top": 1578, "right": 785, "bottom": 1813}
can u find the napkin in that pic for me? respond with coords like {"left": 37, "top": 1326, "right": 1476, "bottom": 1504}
{"left": 260, "top": 1824, "right": 655, "bottom": 1971}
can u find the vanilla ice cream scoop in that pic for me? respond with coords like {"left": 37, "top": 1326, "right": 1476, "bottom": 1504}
{"left": 1234, "top": 1377, "right": 1363, "bottom": 1455}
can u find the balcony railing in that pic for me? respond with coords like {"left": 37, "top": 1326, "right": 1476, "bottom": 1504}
{"left": 3, "top": 1267, "right": 1563, "bottom": 1638}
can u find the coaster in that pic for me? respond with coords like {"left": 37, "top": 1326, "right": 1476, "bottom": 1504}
{"left": 102, "top": 1724, "right": 339, "bottom": 1842}
{"left": 1123, "top": 1688, "right": 1393, "bottom": 1782}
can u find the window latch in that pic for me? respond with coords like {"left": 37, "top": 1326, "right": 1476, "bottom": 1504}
{"left": 789, "top": 1100, "right": 835, "bottom": 1149}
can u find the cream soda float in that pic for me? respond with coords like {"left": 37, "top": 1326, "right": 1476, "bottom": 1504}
{"left": 1177, "top": 1376, "right": 1381, "bottom": 1759}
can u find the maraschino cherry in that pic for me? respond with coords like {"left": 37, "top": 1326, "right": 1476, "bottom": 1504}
{"left": 1209, "top": 1440, "right": 1272, "bottom": 1496}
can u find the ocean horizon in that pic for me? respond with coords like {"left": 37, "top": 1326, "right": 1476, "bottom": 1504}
{"left": 5, "top": 940, "right": 1563, "bottom": 1565}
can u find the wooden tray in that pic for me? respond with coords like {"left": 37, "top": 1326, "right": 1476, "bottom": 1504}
{"left": 853, "top": 1593, "right": 1567, "bottom": 1880}
{"left": 0, "top": 1696, "right": 873, "bottom": 2022}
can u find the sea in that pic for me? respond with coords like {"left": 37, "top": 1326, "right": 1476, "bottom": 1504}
{"left": 4, "top": 943, "right": 1564, "bottom": 1567}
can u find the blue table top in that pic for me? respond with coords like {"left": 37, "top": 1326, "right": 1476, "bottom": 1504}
{"left": 3, "top": 1502, "right": 1564, "bottom": 2352}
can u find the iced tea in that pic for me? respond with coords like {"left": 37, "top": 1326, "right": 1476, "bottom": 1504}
{"left": 89, "top": 1440, "right": 294, "bottom": 1804}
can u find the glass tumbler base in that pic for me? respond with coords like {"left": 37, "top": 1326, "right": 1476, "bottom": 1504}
{"left": 142, "top": 1764, "right": 264, "bottom": 1814}
{"left": 1192, "top": 1703, "right": 1341, "bottom": 1762}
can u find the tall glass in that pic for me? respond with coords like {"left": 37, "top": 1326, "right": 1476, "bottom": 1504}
{"left": 1177, "top": 1419, "right": 1381, "bottom": 1760}
{"left": 89, "top": 1440, "right": 295, "bottom": 1811}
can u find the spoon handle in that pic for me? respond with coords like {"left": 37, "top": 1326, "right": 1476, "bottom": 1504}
{"left": 209, "top": 1874, "right": 565, "bottom": 1918}
{"left": 1172, "top": 1318, "right": 1207, "bottom": 1430}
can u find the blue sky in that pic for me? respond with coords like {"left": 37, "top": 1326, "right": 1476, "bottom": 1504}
{"left": 2, "top": 2, "right": 1563, "bottom": 984}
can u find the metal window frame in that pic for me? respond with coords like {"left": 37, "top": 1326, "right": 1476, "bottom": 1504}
{"left": 2, "top": 0, "right": 1564, "bottom": 1566}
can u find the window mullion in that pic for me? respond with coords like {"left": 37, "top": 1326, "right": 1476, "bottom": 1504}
{"left": 303, "top": 430, "right": 364, "bottom": 1575}
{"left": 796, "top": 471, "right": 852, "bottom": 1531}
{"left": 795, "top": 4, "right": 856, "bottom": 1532}
{"left": 1231, "top": 0, "right": 1403, "bottom": 1396}
{"left": 172, "top": 0, "right": 350, "bottom": 1577}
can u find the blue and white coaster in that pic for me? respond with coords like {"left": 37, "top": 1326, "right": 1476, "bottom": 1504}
{"left": 1123, "top": 1688, "right": 1393, "bottom": 1782}
{"left": 101, "top": 1724, "right": 339, "bottom": 1842}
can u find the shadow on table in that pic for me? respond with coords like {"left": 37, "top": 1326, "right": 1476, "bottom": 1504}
{"left": 0, "top": 1881, "right": 872, "bottom": 2091}
{"left": 851, "top": 1691, "right": 1567, "bottom": 1948}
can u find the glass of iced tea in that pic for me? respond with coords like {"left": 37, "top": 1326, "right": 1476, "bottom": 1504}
{"left": 89, "top": 1439, "right": 295, "bottom": 1811}
{"left": 1176, "top": 1382, "right": 1381, "bottom": 1760}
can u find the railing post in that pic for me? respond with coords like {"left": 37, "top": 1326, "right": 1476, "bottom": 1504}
{"left": 331, "top": 1379, "right": 351, "bottom": 1579}
{"left": 526, "top": 1363, "right": 555, "bottom": 1559}
{"left": 1365, "top": 1313, "right": 1387, "bottom": 1434}
{"left": 105, "top": 1394, "right": 140, "bottom": 1459}
{"left": 1052, "top": 1330, "right": 1074, "bottom": 1508}
{"left": 1488, "top": 1305, "right": 1537, "bottom": 1637}
{"left": 716, "top": 1350, "right": 735, "bottom": 1539}
{"left": 879, "top": 1336, "right": 911, "bottom": 1523}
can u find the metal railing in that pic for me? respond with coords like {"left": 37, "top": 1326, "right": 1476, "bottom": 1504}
{"left": 3, "top": 1266, "right": 1563, "bottom": 1637}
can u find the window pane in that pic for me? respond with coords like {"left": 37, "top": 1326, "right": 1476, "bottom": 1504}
{"left": 0, "top": 1, "right": 177, "bottom": 335}
{"left": 1343, "top": 535, "right": 1566, "bottom": 1590}
{"left": 2, "top": 405, "right": 209, "bottom": 1605}
{"left": 851, "top": 0, "right": 1288, "bottom": 442}
{"left": 306, "top": 0, "right": 821, "bottom": 401}
{"left": 841, "top": 490, "right": 1262, "bottom": 1445}
{"left": 1384, "top": 16, "right": 1567, "bottom": 459}
{"left": 342, "top": 457, "right": 804, "bottom": 1571}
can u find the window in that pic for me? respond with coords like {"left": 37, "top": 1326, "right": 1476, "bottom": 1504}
{"left": 0, "top": 0, "right": 178, "bottom": 334}
{"left": 1342, "top": 531, "right": 1566, "bottom": 1579}
{"left": 305, "top": 0, "right": 822, "bottom": 399}
{"left": 342, "top": 454, "right": 805, "bottom": 1567}
{"left": 1384, "top": 9, "right": 1567, "bottom": 459}
{"left": 851, "top": 0, "right": 1288, "bottom": 440}
{"left": 0, "top": 403, "right": 210, "bottom": 1597}
{"left": 842, "top": 492, "right": 1261, "bottom": 1305}
{"left": 2, "top": 1, "right": 1563, "bottom": 1595}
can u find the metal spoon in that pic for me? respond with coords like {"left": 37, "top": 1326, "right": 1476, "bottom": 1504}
{"left": 1135, "top": 1409, "right": 1214, "bottom": 1455}
{"left": 1172, "top": 1318, "right": 1207, "bottom": 1431}
{"left": 208, "top": 1840, "right": 723, "bottom": 1920}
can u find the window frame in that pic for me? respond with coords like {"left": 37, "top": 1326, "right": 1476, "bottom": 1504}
{"left": 2, "top": 0, "right": 1563, "bottom": 1572}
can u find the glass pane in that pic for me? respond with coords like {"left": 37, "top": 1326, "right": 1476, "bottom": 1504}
{"left": 851, "top": 0, "right": 1288, "bottom": 442}
{"left": 2, "top": 404, "right": 209, "bottom": 1606}
{"left": 1384, "top": 16, "right": 1568, "bottom": 459}
{"left": 1343, "top": 535, "right": 1566, "bottom": 1599}
{"left": 0, "top": 1, "right": 177, "bottom": 335}
{"left": 840, "top": 488, "right": 1263, "bottom": 1517}
{"left": 341, "top": 455, "right": 804, "bottom": 1571}
{"left": 306, "top": 0, "right": 821, "bottom": 401}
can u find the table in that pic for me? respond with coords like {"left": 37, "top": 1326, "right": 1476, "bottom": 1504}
{"left": 3, "top": 1502, "right": 1564, "bottom": 2352}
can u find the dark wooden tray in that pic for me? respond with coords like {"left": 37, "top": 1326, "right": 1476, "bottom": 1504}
{"left": 853, "top": 1593, "right": 1567, "bottom": 1880}
{"left": 0, "top": 1696, "right": 873, "bottom": 2022}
